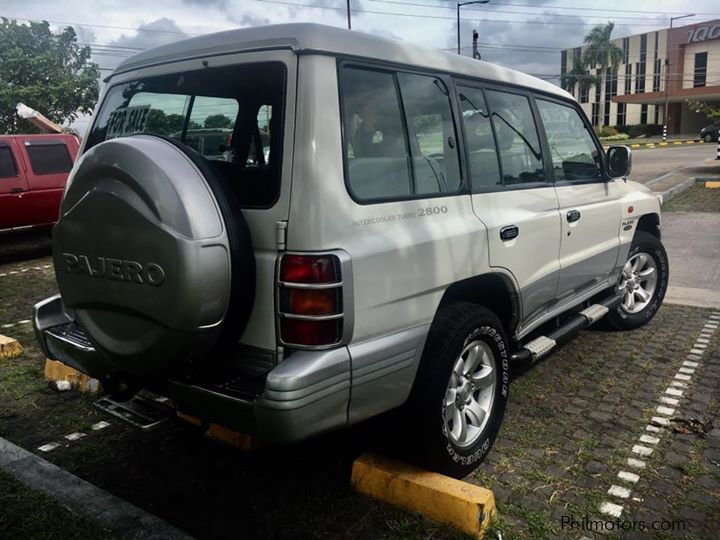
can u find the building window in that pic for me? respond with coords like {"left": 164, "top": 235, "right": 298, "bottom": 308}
{"left": 617, "top": 103, "right": 627, "bottom": 126}
{"left": 694, "top": 52, "right": 708, "bottom": 88}
{"left": 653, "top": 59, "right": 662, "bottom": 92}
{"left": 580, "top": 74, "right": 590, "bottom": 103}
{"left": 591, "top": 102, "right": 600, "bottom": 126}
{"left": 624, "top": 64, "right": 632, "bottom": 94}
{"left": 622, "top": 37, "right": 629, "bottom": 64}
{"left": 640, "top": 104, "right": 648, "bottom": 124}
{"left": 574, "top": 47, "right": 582, "bottom": 64}
{"left": 561, "top": 50, "right": 567, "bottom": 78}
{"left": 635, "top": 62, "right": 646, "bottom": 93}
{"left": 604, "top": 67, "right": 617, "bottom": 127}
{"left": 654, "top": 105, "right": 659, "bottom": 124}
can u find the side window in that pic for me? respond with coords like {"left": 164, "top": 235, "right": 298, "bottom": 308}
{"left": 340, "top": 66, "right": 412, "bottom": 200}
{"left": 25, "top": 143, "right": 73, "bottom": 175}
{"left": 485, "top": 90, "right": 544, "bottom": 185}
{"left": 0, "top": 145, "right": 18, "bottom": 178}
{"left": 397, "top": 73, "right": 462, "bottom": 194}
{"left": 458, "top": 86, "right": 502, "bottom": 190}
{"left": 536, "top": 99, "right": 603, "bottom": 181}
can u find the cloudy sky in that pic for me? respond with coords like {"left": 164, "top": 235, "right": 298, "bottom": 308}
{"left": 2, "top": 0, "right": 719, "bottom": 129}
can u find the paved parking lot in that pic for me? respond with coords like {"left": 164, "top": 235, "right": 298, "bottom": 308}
{"left": 1, "top": 167, "right": 720, "bottom": 539}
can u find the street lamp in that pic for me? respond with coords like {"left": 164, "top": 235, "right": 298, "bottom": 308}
{"left": 457, "top": 1, "right": 489, "bottom": 55}
{"left": 347, "top": 0, "right": 352, "bottom": 30}
{"left": 663, "top": 13, "right": 694, "bottom": 141}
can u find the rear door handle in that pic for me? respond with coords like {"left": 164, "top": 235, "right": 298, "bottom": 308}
{"left": 566, "top": 209, "right": 581, "bottom": 223}
{"left": 500, "top": 225, "right": 519, "bottom": 241}
{"left": 10, "top": 187, "right": 24, "bottom": 194}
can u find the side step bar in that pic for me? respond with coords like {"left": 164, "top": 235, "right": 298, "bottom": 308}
{"left": 510, "top": 292, "right": 623, "bottom": 363}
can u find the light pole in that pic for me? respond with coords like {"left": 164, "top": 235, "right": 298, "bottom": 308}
{"left": 457, "top": 1, "right": 489, "bottom": 55}
{"left": 347, "top": 0, "right": 352, "bottom": 30}
{"left": 663, "top": 13, "right": 694, "bottom": 141}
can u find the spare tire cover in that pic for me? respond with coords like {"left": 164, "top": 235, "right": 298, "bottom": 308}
{"left": 53, "top": 135, "right": 253, "bottom": 378}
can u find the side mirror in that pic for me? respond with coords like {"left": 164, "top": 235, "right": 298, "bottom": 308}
{"left": 606, "top": 145, "right": 632, "bottom": 180}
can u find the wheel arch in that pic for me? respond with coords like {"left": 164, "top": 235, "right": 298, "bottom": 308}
{"left": 437, "top": 272, "right": 521, "bottom": 337}
{"left": 636, "top": 212, "right": 661, "bottom": 240}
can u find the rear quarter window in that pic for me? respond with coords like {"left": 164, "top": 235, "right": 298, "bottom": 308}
{"left": 25, "top": 143, "right": 73, "bottom": 175}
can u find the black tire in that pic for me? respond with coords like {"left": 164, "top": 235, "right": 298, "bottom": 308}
{"left": 704, "top": 133, "right": 714, "bottom": 143}
{"left": 404, "top": 303, "right": 509, "bottom": 478}
{"left": 606, "top": 231, "right": 668, "bottom": 330}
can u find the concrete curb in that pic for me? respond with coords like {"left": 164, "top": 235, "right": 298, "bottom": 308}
{"left": 0, "top": 436, "right": 192, "bottom": 539}
{"left": 603, "top": 139, "right": 703, "bottom": 151}
{"left": 657, "top": 177, "right": 696, "bottom": 205}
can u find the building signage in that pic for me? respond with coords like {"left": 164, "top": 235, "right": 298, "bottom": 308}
{"left": 687, "top": 24, "right": 720, "bottom": 44}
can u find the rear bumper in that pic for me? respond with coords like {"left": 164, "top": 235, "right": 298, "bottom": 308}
{"left": 34, "top": 294, "right": 352, "bottom": 444}
{"left": 169, "top": 346, "right": 351, "bottom": 444}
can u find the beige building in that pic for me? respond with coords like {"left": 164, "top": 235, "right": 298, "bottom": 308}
{"left": 561, "top": 19, "right": 720, "bottom": 134}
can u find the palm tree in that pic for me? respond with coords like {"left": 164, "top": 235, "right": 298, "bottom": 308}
{"left": 561, "top": 58, "right": 599, "bottom": 99}
{"left": 582, "top": 22, "right": 624, "bottom": 125}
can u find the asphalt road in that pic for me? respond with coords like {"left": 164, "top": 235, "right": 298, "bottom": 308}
{"left": 630, "top": 144, "right": 717, "bottom": 189}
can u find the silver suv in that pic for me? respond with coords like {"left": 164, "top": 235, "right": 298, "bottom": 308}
{"left": 34, "top": 24, "right": 668, "bottom": 477}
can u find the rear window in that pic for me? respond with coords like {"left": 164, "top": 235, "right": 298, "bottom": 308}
{"left": 26, "top": 143, "right": 73, "bottom": 175}
{"left": 86, "top": 63, "right": 286, "bottom": 208}
{"left": 0, "top": 145, "right": 18, "bottom": 178}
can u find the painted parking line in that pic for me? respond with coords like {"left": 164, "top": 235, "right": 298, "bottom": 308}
{"left": 0, "top": 264, "right": 52, "bottom": 279}
{"left": 599, "top": 311, "right": 718, "bottom": 517}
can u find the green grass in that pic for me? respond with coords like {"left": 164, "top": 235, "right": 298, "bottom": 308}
{"left": 0, "top": 469, "right": 108, "bottom": 540}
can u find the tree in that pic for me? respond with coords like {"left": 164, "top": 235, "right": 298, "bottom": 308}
{"left": 687, "top": 99, "right": 720, "bottom": 121}
{"left": 0, "top": 18, "right": 100, "bottom": 134}
{"left": 204, "top": 114, "right": 233, "bottom": 129}
{"left": 561, "top": 58, "right": 599, "bottom": 99}
{"left": 582, "top": 22, "right": 623, "bottom": 125}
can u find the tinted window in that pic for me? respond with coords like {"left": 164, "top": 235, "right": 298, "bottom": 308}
{"left": 458, "top": 86, "right": 501, "bottom": 190}
{"left": 340, "top": 67, "right": 412, "bottom": 200}
{"left": 397, "top": 73, "right": 462, "bottom": 194}
{"left": 26, "top": 143, "right": 73, "bottom": 175}
{"left": 0, "top": 146, "right": 18, "bottom": 178}
{"left": 536, "top": 99, "right": 602, "bottom": 181}
{"left": 86, "top": 63, "right": 286, "bottom": 208}
{"left": 485, "top": 90, "right": 544, "bottom": 185}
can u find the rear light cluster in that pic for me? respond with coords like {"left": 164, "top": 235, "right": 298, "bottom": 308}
{"left": 278, "top": 254, "right": 343, "bottom": 347}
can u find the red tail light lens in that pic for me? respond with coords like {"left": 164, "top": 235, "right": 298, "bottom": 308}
{"left": 278, "top": 253, "right": 343, "bottom": 347}
{"left": 280, "top": 318, "right": 341, "bottom": 347}
{"left": 280, "top": 255, "right": 339, "bottom": 284}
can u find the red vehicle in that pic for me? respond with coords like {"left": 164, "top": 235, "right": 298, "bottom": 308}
{"left": 0, "top": 134, "right": 79, "bottom": 233}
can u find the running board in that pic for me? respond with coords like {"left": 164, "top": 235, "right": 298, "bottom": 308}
{"left": 510, "top": 292, "right": 623, "bottom": 363}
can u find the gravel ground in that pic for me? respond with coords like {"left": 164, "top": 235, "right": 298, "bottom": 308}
{"left": 1, "top": 241, "right": 718, "bottom": 539}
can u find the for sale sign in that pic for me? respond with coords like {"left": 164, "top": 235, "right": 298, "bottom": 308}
{"left": 105, "top": 105, "right": 151, "bottom": 139}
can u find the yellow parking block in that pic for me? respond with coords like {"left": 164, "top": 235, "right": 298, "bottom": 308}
{"left": 630, "top": 144, "right": 640, "bottom": 148}
{"left": 673, "top": 141, "right": 683, "bottom": 144}
{"left": 351, "top": 453, "right": 496, "bottom": 538}
{"left": 44, "top": 358, "right": 100, "bottom": 393}
{"left": 659, "top": 142, "right": 668, "bottom": 146}
{"left": 0, "top": 334, "right": 22, "bottom": 359}
{"left": 706, "top": 181, "right": 720, "bottom": 189}
{"left": 206, "top": 423, "right": 262, "bottom": 451}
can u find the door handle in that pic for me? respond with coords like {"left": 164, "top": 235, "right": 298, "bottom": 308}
{"left": 566, "top": 209, "right": 581, "bottom": 223}
{"left": 10, "top": 187, "right": 24, "bottom": 194}
{"left": 500, "top": 225, "right": 519, "bottom": 241}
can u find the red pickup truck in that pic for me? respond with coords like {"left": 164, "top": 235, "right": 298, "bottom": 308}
{"left": 0, "top": 134, "right": 79, "bottom": 233}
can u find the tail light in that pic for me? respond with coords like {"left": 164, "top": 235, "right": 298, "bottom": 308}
{"left": 277, "top": 254, "right": 344, "bottom": 347}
